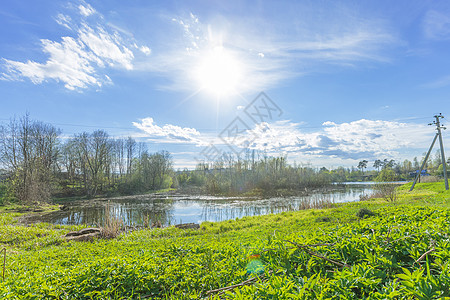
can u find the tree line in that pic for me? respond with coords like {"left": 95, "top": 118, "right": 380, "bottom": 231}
{"left": 331, "top": 153, "right": 449, "bottom": 182}
{"left": 2, "top": 115, "right": 447, "bottom": 204}
{"left": 0, "top": 115, "right": 173, "bottom": 204}
{"left": 176, "top": 152, "right": 332, "bottom": 196}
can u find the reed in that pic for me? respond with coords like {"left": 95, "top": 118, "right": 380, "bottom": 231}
{"left": 101, "top": 201, "right": 123, "bottom": 239}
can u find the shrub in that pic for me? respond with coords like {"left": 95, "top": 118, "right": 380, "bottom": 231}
{"left": 374, "top": 169, "right": 398, "bottom": 202}
{"left": 315, "top": 216, "right": 331, "bottom": 222}
{"left": 356, "top": 208, "right": 375, "bottom": 219}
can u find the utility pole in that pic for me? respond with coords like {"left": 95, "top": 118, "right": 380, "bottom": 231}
{"left": 410, "top": 113, "right": 449, "bottom": 191}
{"left": 435, "top": 114, "right": 449, "bottom": 190}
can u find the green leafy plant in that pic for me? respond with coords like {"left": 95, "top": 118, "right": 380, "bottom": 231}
{"left": 1, "top": 182, "right": 450, "bottom": 299}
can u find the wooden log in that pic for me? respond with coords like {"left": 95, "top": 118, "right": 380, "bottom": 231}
{"left": 174, "top": 223, "right": 200, "bottom": 229}
{"left": 65, "top": 232, "right": 101, "bottom": 242}
{"left": 65, "top": 227, "right": 101, "bottom": 237}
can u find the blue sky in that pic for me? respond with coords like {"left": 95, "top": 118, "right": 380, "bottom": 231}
{"left": 1, "top": 0, "right": 450, "bottom": 169}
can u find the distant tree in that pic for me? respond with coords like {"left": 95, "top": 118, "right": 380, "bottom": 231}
{"left": 373, "top": 159, "right": 382, "bottom": 172}
{"left": 401, "top": 159, "right": 412, "bottom": 175}
{"left": 115, "top": 138, "right": 126, "bottom": 178}
{"left": 382, "top": 159, "right": 395, "bottom": 169}
{"left": 433, "top": 150, "right": 442, "bottom": 170}
{"left": 126, "top": 137, "right": 136, "bottom": 177}
{"left": 136, "top": 150, "right": 173, "bottom": 190}
{"left": 357, "top": 160, "right": 368, "bottom": 174}
{"left": 420, "top": 152, "right": 431, "bottom": 170}
{"left": 413, "top": 157, "right": 420, "bottom": 170}
{"left": 319, "top": 167, "right": 329, "bottom": 173}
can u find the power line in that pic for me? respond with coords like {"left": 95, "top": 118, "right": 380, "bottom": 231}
{"left": 0, "top": 115, "right": 441, "bottom": 134}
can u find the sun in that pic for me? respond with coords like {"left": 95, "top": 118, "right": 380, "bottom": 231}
{"left": 195, "top": 47, "right": 242, "bottom": 96}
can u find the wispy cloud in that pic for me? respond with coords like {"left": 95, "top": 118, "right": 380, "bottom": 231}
{"left": 1, "top": 1, "right": 149, "bottom": 90}
{"left": 55, "top": 13, "right": 72, "bottom": 30}
{"left": 0, "top": 9, "right": 39, "bottom": 26}
{"left": 423, "top": 10, "right": 450, "bottom": 40}
{"left": 78, "top": 3, "right": 96, "bottom": 17}
{"left": 139, "top": 9, "right": 399, "bottom": 94}
{"left": 1, "top": 2, "right": 399, "bottom": 94}
{"left": 422, "top": 75, "right": 450, "bottom": 89}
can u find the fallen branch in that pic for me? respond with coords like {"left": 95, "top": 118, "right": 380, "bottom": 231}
{"left": 415, "top": 247, "right": 435, "bottom": 264}
{"left": 305, "top": 242, "right": 336, "bottom": 247}
{"left": 205, "top": 240, "right": 343, "bottom": 297}
{"left": 261, "top": 242, "right": 335, "bottom": 253}
{"left": 390, "top": 234, "right": 417, "bottom": 244}
{"left": 1, "top": 248, "right": 5, "bottom": 282}
{"left": 284, "top": 240, "right": 350, "bottom": 268}
{"left": 206, "top": 270, "right": 273, "bottom": 297}
{"left": 175, "top": 223, "right": 200, "bottom": 230}
{"left": 261, "top": 246, "right": 294, "bottom": 253}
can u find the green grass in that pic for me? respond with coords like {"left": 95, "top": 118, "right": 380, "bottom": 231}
{"left": 0, "top": 182, "right": 450, "bottom": 299}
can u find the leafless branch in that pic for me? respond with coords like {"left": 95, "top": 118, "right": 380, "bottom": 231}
{"left": 284, "top": 240, "right": 350, "bottom": 268}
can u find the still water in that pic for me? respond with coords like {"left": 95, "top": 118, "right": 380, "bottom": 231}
{"left": 27, "top": 183, "right": 400, "bottom": 226}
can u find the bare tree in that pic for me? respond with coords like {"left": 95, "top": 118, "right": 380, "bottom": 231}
{"left": 0, "top": 115, "right": 60, "bottom": 204}
{"left": 72, "top": 130, "right": 111, "bottom": 197}
{"left": 126, "top": 137, "right": 136, "bottom": 177}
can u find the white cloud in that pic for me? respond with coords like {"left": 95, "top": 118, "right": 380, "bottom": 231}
{"left": 139, "top": 46, "right": 151, "bottom": 55}
{"left": 78, "top": 4, "right": 96, "bottom": 17}
{"left": 1, "top": 2, "right": 149, "bottom": 90}
{"left": 132, "top": 116, "right": 431, "bottom": 163}
{"left": 233, "top": 119, "right": 429, "bottom": 161}
{"left": 133, "top": 43, "right": 148, "bottom": 54}
{"left": 319, "top": 119, "right": 426, "bottom": 157}
{"left": 3, "top": 37, "right": 99, "bottom": 90}
{"left": 172, "top": 157, "right": 201, "bottom": 169}
{"left": 132, "top": 117, "right": 202, "bottom": 143}
{"left": 78, "top": 24, "right": 134, "bottom": 70}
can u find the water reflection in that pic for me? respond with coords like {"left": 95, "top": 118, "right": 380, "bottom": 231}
{"left": 29, "top": 185, "right": 376, "bottom": 226}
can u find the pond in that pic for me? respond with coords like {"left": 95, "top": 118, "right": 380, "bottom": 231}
{"left": 25, "top": 182, "right": 405, "bottom": 226}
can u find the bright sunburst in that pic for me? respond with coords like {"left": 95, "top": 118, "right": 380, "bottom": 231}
{"left": 195, "top": 46, "right": 242, "bottom": 96}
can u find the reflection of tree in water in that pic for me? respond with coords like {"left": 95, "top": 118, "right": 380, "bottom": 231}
{"left": 199, "top": 194, "right": 332, "bottom": 222}
{"left": 31, "top": 186, "right": 373, "bottom": 226}
{"left": 198, "top": 187, "right": 374, "bottom": 222}
{"left": 43, "top": 196, "right": 175, "bottom": 226}
{"left": 113, "top": 198, "right": 174, "bottom": 226}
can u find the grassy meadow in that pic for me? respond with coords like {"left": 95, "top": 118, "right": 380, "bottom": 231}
{"left": 0, "top": 182, "right": 450, "bottom": 299}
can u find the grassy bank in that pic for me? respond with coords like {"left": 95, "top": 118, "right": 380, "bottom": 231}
{"left": 0, "top": 182, "right": 449, "bottom": 299}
